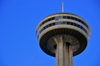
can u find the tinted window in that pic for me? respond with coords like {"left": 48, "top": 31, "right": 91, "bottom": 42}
{"left": 52, "top": 17, "right": 55, "bottom": 20}
{"left": 80, "top": 26, "right": 83, "bottom": 29}
{"left": 56, "top": 22, "right": 59, "bottom": 25}
{"left": 77, "top": 24, "right": 80, "bottom": 27}
{"left": 75, "top": 18, "right": 78, "bottom": 21}
{"left": 73, "top": 23, "right": 77, "bottom": 26}
{"left": 67, "top": 22, "right": 70, "bottom": 24}
{"left": 71, "top": 17, "right": 74, "bottom": 20}
{"left": 78, "top": 19, "right": 81, "bottom": 22}
{"left": 63, "top": 16, "right": 67, "bottom": 18}
{"left": 48, "top": 18, "right": 51, "bottom": 21}
{"left": 67, "top": 16, "right": 70, "bottom": 19}
{"left": 60, "top": 22, "right": 63, "bottom": 24}
{"left": 52, "top": 23, "right": 55, "bottom": 25}
{"left": 55, "top": 16, "right": 60, "bottom": 20}
{"left": 71, "top": 22, "right": 73, "bottom": 25}
{"left": 81, "top": 21, "right": 84, "bottom": 24}
{"left": 63, "top": 21, "right": 66, "bottom": 24}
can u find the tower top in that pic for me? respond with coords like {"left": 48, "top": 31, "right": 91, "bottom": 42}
{"left": 62, "top": 2, "right": 64, "bottom": 12}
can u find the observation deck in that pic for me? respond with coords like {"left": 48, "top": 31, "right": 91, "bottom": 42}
{"left": 35, "top": 12, "right": 91, "bottom": 57}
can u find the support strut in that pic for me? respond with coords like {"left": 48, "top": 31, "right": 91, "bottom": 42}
{"left": 53, "top": 35, "right": 73, "bottom": 66}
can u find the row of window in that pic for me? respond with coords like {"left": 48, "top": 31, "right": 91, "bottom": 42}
{"left": 36, "top": 16, "right": 88, "bottom": 35}
{"left": 36, "top": 21, "right": 88, "bottom": 39}
{"left": 62, "top": 16, "right": 88, "bottom": 28}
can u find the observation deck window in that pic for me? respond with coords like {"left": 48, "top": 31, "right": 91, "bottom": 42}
{"left": 78, "top": 19, "right": 81, "bottom": 22}
{"left": 71, "top": 17, "right": 74, "bottom": 20}
{"left": 77, "top": 24, "right": 80, "bottom": 28}
{"left": 63, "top": 21, "right": 67, "bottom": 24}
{"left": 56, "top": 22, "right": 59, "bottom": 25}
{"left": 63, "top": 16, "right": 67, "bottom": 19}
{"left": 75, "top": 18, "right": 78, "bottom": 21}
{"left": 60, "top": 22, "right": 63, "bottom": 24}
{"left": 52, "top": 17, "right": 55, "bottom": 20}
{"left": 49, "top": 24, "right": 52, "bottom": 26}
{"left": 55, "top": 16, "right": 60, "bottom": 20}
{"left": 73, "top": 23, "right": 77, "bottom": 26}
{"left": 67, "top": 16, "right": 70, "bottom": 19}
{"left": 67, "top": 22, "right": 70, "bottom": 25}
{"left": 81, "top": 21, "right": 84, "bottom": 24}
{"left": 80, "top": 26, "right": 83, "bottom": 29}
{"left": 48, "top": 18, "right": 51, "bottom": 21}
{"left": 84, "top": 23, "right": 88, "bottom": 28}
{"left": 52, "top": 23, "right": 55, "bottom": 25}
{"left": 71, "top": 22, "right": 74, "bottom": 25}
{"left": 45, "top": 25, "right": 49, "bottom": 29}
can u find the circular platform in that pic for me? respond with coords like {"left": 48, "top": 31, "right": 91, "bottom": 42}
{"left": 35, "top": 12, "right": 91, "bottom": 57}
{"left": 39, "top": 28, "right": 87, "bottom": 57}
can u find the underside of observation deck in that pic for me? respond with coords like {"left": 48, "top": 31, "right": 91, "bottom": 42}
{"left": 39, "top": 28, "right": 87, "bottom": 57}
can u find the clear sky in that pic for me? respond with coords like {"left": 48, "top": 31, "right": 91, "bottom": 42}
{"left": 0, "top": 0, "right": 100, "bottom": 66}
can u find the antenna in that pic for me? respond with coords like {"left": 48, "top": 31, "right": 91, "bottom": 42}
{"left": 62, "top": 2, "right": 64, "bottom": 12}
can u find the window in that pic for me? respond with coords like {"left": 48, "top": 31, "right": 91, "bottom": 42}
{"left": 48, "top": 18, "right": 51, "bottom": 21}
{"left": 81, "top": 21, "right": 84, "bottom": 24}
{"left": 84, "top": 23, "right": 88, "bottom": 28}
{"left": 56, "top": 22, "right": 59, "bottom": 25}
{"left": 42, "top": 22, "right": 44, "bottom": 24}
{"left": 40, "top": 23, "right": 42, "bottom": 26}
{"left": 75, "top": 18, "right": 78, "bottom": 21}
{"left": 83, "top": 29, "right": 87, "bottom": 33}
{"left": 49, "top": 24, "right": 52, "bottom": 26}
{"left": 71, "top": 22, "right": 73, "bottom": 25}
{"left": 71, "top": 17, "right": 74, "bottom": 20}
{"left": 43, "top": 21, "right": 46, "bottom": 24}
{"left": 52, "top": 23, "right": 55, "bottom": 25}
{"left": 73, "top": 23, "right": 77, "bottom": 26}
{"left": 67, "top": 16, "right": 70, "bottom": 19}
{"left": 63, "top": 21, "right": 66, "bottom": 24}
{"left": 52, "top": 17, "right": 55, "bottom": 20}
{"left": 82, "top": 28, "right": 85, "bottom": 31}
{"left": 45, "top": 20, "right": 48, "bottom": 22}
{"left": 80, "top": 26, "right": 83, "bottom": 29}
{"left": 77, "top": 24, "right": 80, "bottom": 27}
{"left": 78, "top": 19, "right": 81, "bottom": 22}
{"left": 55, "top": 16, "right": 60, "bottom": 20}
{"left": 39, "top": 30, "right": 41, "bottom": 34}
{"left": 45, "top": 25, "right": 48, "bottom": 28}
{"left": 63, "top": 16, "right": 67, "bottom": 19}
{"left": 86, "top": 24, "right": 88, "bottom": 28}
{"left": 67, "top": 22, "right": 70, "bottom": 25}
{"left": 60, "top": 22, "right": 63, "bottom": 24}
{"left": 44, "top": 27, "right": 46, "bottom": 29}
{"left": 41, "top": 28, "right": 43, "bottom": 32}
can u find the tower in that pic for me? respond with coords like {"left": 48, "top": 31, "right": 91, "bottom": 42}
{"left": 35, "top": 3, "right": 91, "bottom": 66}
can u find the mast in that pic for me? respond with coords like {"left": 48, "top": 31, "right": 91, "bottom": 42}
{"left": 62, "top": 2, "right": 64, "bottom": 12}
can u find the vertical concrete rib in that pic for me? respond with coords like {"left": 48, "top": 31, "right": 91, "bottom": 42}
{"left": 54, "top": 35, "right": 73, "bottom": 66}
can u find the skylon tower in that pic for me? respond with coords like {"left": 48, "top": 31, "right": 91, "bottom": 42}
{"left": 35, "top": 2, "right": 91, "bottom": 66}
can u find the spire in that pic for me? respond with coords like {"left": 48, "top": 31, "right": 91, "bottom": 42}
{"left": 62, "top": 2, "right": 64, "bottom": 12}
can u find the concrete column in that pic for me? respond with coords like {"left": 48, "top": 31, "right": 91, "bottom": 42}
{"left": 53, "top": 35, "right": 73, "bottom": 66}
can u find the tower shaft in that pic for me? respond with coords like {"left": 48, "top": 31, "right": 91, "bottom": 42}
{"left": 53, "top": 35, "right": 73, "bottom": 66}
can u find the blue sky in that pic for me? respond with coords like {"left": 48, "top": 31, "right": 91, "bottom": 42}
{"left": 0, "top": 0, "right": 100, "bottom": 66}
